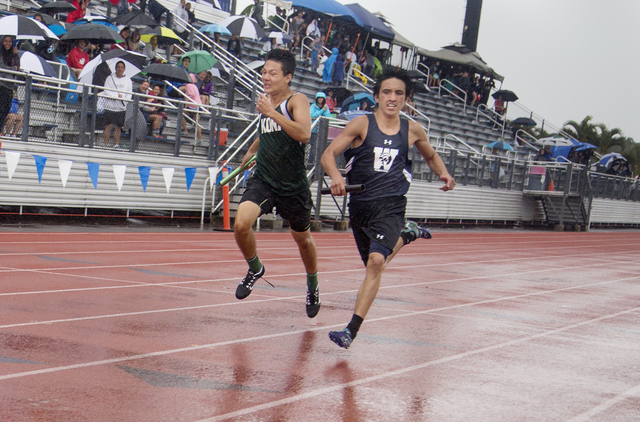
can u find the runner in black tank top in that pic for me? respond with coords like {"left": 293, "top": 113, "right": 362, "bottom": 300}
{"left": 232, "top": 49, "right": 321, "bottom": 319}
{"left": 321, "top": 68, "right": 456, "bottom": 349}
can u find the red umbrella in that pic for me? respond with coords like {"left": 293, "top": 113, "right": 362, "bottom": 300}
{"left": 108, "top": 0, "right": 137, "bottom": 5}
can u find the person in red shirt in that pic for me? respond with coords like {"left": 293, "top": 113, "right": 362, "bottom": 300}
{"left": 67, "top": 39, "right": 90, "bottom": 78}
{"left": 66, "top": 0, "right": 86, "bottom": 23}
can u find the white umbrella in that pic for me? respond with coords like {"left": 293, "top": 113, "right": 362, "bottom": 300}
{"left": 18, "top": 51, "right": 57, "bottom": 77}
{"left": 78, "top": 50, "right": 146, "bottom": 86}
{"left": 0, "top": 15, "right": 58, "bottom": 41}
{"left": 219, "top": 15, "right": 265, "bottom": 39}
{"left": 259, "top": 31, "right": 293, "bottom": 44}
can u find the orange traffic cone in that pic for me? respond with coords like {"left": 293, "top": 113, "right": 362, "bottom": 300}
{"left": 548, "top": 180, "right": 554, "bottom": 191}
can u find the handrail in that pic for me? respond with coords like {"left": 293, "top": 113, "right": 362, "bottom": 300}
{"left": 476, "top": 103, "right": 506, "bottom": 137}
{"left": 444, "top": 134, "right": 479, "bottom": 154}
{"left": 515, "top": 129, "right": 539, "bottom": 150}
{"left": 299, "top": 35, "right": 332, "bottom": 64}
{"left": 416, "top": 62, "right": 431, "bottom": 91}
{"left": 345, "top": 66, "right": 374, "bottom": 90}
{"left": 438, "top": 80, "right": 467, "bottom": 112}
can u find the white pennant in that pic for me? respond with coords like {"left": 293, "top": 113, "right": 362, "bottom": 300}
{"left": 208, "top": 166, "right": 219, "bottom": 190}
{"left": 112, "top": 165, "right": 127, "bottom": 191}
{"left": 5, "top": 151, "right": 20, "bottom": 181}
{"left": 58, "top": 160, "right": 73, "bottom": 188}
{"left": 162, "top": 167, "right": 174, "bottom": 193}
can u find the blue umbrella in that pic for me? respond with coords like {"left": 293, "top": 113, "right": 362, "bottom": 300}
{"left": 340, "top": 92, "right": 376, "bottom": 112}
{"left": 338, "top": 110, "right": 371, "bottom": 121}
{"left": 199, "top": 23, "right": 231, "bottom": 36}
{"left": 290, "top": 0, "right": 364, "bottom": 26}
{"left": 48, "top": 24, "right": 67, "bottom": 36}
{"left": 597, "top": 153, "right": 626, "bottom": 170}
{"left": 574, "top": 142, "right": 597, "bottom": 152}
{"left": 73, "top": 17, "right": 119, "bottom": 31}
{"left": 486, "top": 141, "right": 514, "bottom": 151}
{"left": 344, "top": 3, "right": 394, "bottom": 38}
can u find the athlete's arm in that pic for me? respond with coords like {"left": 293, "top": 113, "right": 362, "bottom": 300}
{"left": 321, "top": 116, "right": 368, "bottom": 196}
{"left": 241, "top": 137, "right": 259, "bottom": 168}
{"left": 409, "top": 121, "right": 456, "bottom": 191}
{"left": 256, "top": 93, "right": 311, "bottom": 143}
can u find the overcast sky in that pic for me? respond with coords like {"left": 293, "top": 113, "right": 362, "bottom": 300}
{"left": 237, "top": 0, "right": 640, "bottom": 141}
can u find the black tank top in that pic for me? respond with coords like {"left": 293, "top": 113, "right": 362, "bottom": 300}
{"left": 344, "top": 114, "right": 412, "bottom": 201}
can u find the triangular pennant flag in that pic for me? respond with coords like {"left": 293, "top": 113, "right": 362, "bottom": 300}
{"left": 138, "top": 166, "right": 151, "bottom": 192}
{"left": 112, "top": 165, "right": 126, "bottom": 192}
{"left": 5, "top": 151, "right": 20, "bottom": 180}
{"left": 58, "top": 160, "right": 73, "bottom": 188}
{"left": 208, "top": 167, "right": 219, "bottom": 190}
{"left": 86, "top": 162, "right": 100, "bottom": 189}
{"left": 162, "top": 167, "right": 174, "bottom": 194}
{"left": 34, "top": 155, "right": 47, "bottom": 184}
{"left": 185, "top": 167, "right": 197, "bottom": 192}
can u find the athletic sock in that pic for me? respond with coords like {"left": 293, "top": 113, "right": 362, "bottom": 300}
{"left": 306, "top": 272, "right": 318, "bottom": 291}
{"left": 400, "top": 231, "right": 415, "bottom": 246}
{"left": 246, "top": 254, "right": 263, "bottom": 273}
{"left": 346, "top": 314, "right": 364, "bottom": 339}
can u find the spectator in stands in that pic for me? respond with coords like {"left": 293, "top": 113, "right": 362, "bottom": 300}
{"left": 308, "top": 91, "right": 331, "bottom": 165}
{"left": 149, "top": 0, "right": 169, "bottom": 25}
{"left": 428, "top": 61, "right": 440, "bottom": 87}
{"left": 363, "top": 48, "right": 375, "bottom": 77}
{"left": 185, "top": 3, "right": 196, "bottom": 26}
{"left": 199, "top": 71, "right": 212, "bottom": 105}
{"left": 101, "top": 61, "right": 132, "bottom": 148}
{"left": 178, "top": 56, "right": 190, "bottom": 70}
{"left": 182, "top": 73, "right": 203, "bottom": 145}
{"left": 116, "top": 0, "right": 132, "bottom": 16}
{"left": 492, "top": 94, "right": 506, "bottom": 129}
{"left": 331, "top": 51, "right": 344, "bottom": 86}
{"left": 143, "top": 35, "right": 161, "bottom": 63}
{"left": 306, "top": 18, "right": 321, "bottom": 39}
{"left": 268, "top": 7, "right": 286, "bottom": 31}
{"left": 479, "top": 73, "right": 494, "bottom": 107}
{"left": 67, "top": 39, "right": 90, "bottom": 78}
{"left": 537, "top": 145, "right": 552, "bottom": 161}
{"left": 4, "top": 96, "right": 22, "bottom": 138}
{"left": 227, "top": 35, "right": 243, "bottom": 60}
{"left": 130, "top": 29, "right": 142, "bottom": 52}
{"left": 0, "top": 36, "right": 19, "bottom": 136}
{"left": 172, "top": 0, "right": 189, "bottom": 53}
{"left": 111, "top": 26, "right": 133, "bottom": 51}
{"left": 290, "top": 11, "right": 305, "bottom": 50}
{"left": 489, "top": 147, "right": 503, "bottom": 187}
{"left": 457, "top": 70, "right": 470, "bottom": 98}
{"left": 322, "top": 48, "right": 339, "bottom": 84}
{"left": 67, "top": 0, "right": 86, "bottom": 23}
{"left": 402, "top": 96, "right": 416, "bottom": 116}
{"left": 468, "top": 75, "right": 480, "bottom": 107}
{"left": 616, "top": 162, "right": 632, "bottom": 178}
{"left": 150, "top": 83, "right": 167, "bottom": 135}
{"left": 138, "top": 80, "right": 163, "bottom": 138}
{"left": 251, "top": 0, "right": 265, "bottom": 29}
{"left": 325, "top": 89, "right": 336, "bottom": 112}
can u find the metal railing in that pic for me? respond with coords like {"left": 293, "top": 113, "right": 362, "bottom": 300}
{"left": 438, "top": 79, "right": 467, "bottom": 112}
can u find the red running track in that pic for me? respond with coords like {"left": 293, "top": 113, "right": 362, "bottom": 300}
{"left": 1, "top": 228, "right": 639, "bottom": 421}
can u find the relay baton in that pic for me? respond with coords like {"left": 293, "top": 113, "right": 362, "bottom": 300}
{"left": 320, "top": 184, "right": 365, "bottom": 195}
{"left": 219, "top": 155, "right": 256, "bottom": 186}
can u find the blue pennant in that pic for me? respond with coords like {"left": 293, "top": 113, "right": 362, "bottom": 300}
{"left": 86, "top": 162, "right": 100, "bottom": 189}
{"left": 185, "top": 167, "right": 197, "bottom": 191}
{"left": 138, "top": 166, "right": 151, "bottom": 192}
{"left": 34, "top": 155, "right": 47, "bottom": 184}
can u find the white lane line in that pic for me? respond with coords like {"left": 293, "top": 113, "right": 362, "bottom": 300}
{"left": 565, "top": 383, "right": 640, "bottom": 422}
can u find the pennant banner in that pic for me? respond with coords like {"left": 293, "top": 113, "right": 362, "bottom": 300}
{"left": 86, "top": 162, "right": 99, "bottom": 189}
{"left": 5, "top": 151, "right": 20, "bottom": 181}
{"left": 162, "top": 167, "right": 174, "bottom": 194}
{"left": 34, "top": 155, "right": 47, "bottom": 184}
{"left": 112, "top": 165, "right": 126, "bottom": 191}
{"left": 138, "top": 166, "right": 151, "bottom": 192}
{"left": 208, "top": 167, "right": 219, "bottom": 191}
{"left": 58, "top": 159, "right": 73, "bottom": 188}
{"left": 185, "top": 167, "right": 197, "bottom": 192}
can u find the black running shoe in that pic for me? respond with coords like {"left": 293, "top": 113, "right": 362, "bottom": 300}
{"left": 306, "top": 288, "right": 321, "bottom": 318}
{"left": 329, "top": 328, "right": 353, "bottom": 349}
{"left": 235, "top": 265, "right": 265, "bottom": 299}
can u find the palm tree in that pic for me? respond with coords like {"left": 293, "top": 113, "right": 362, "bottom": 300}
{"left": 624, "top": 142, "right": 640, "bottom": 175}
{"left": 563, "top": 116, "right": 597, "bottom": 144}
{"left": 593, "top": 124, "right": 627, "bottom": 154}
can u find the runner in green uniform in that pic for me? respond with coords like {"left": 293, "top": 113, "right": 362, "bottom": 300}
{"left": 234, "top": 49, "right": 321, "bottom": 318}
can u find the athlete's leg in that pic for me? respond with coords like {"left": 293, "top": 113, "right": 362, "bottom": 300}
{"left": 354, "top": 251, "right": 386, "bottom": 319}
{"left": 234, "top": 201, "right": 262, "bottom": 260}
{"left": 289, "top": 228, "right": 317, "bottom": 274}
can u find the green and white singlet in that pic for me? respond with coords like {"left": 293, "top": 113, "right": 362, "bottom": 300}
{"left": 254, "top": 93, "right": 309, "bottom": 196}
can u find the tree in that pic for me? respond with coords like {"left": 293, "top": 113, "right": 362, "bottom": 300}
{"left": 562, "top": 116, "right": 597, "bottom": 144}
{"left": 593, "top": 124, "right": 626, "bottom": 154}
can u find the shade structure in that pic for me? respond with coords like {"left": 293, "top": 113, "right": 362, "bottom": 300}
{"left": 0, "top": 15, "right": 59, "bottom": 41}
{"left": 219, "top": 15, "right": 265, "bottom": 39}
{"left": 18, "top": 50, "right": 57, "bottom": 77}
{"left": 344, "top": 3, "right": 394, "bottom": 39}
{"left": 39, "top": 1, "right": 78, "bottom": 13}
{"left": 415, "top": 46, "right": 504, "bottom": 81}
{"left": 290, "top": 0, "right": 363, "bottom": 25}
{"left": 142, "top": 63, "right": 191, "bottom": 83}
{"left": 61, "top": 23, "right": 123, "bottom": 44}
{"left": 112, "top": 11, "right": 159, "bottom": 29}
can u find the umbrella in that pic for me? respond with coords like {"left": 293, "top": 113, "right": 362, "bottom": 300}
{"left": 512, "top": 117, "right": 536, "bottom": 127}
{"left": 597, "top": 153, "right": 626, "bottom": 170}
{"left": 47, "top": 24, "right": 67, "bottom": 36}
{"left": 18, "top": 50, "right": 57, "bottom": 77}
{"left": 219, "top": 15, "right": 265, "bottom": 39}
{"left": 112, "top": 11, "right": 159, "bottom": 29}
{"left": 246, "top": 59, "right": 265, "bottom": 71}
{"left": 39, "top": 1, "right": 78, "bottom": 13}
{"left": 181, "top": 50, "right": 217, "bottom": 74}
{"left": 486, "top": 141, "right": 514, "bottom": 151}
{"left": 537, "top": 136, "right": 576, "bottom": 147}
{"left": 62, "top": 23, "right": 123, "bottom": 44}
{"left": 338, "top": 110, "right": 371, "bottom": 121}
{"left": 124, "top": 102, "right": 147, "bottom": 142}
{"left": 140, "top": 26, "right": 182, "bottom": 44}
{"left": 492, "top": 89, "right": 518, "bottom": 102}
{"left": 79, "top": 49, "right": 145, "bottom": 86}
{"left": 199, "top": 23, "right": 231, "bottom": 36}
{"left": 142, "top": 63, "right": 191, "bottom": 83}
{"left": 208, "top": 62, "right": 228, "bottom": 78}
{"left": 73, "top": 17, "right": 119, "bottom": 32}
{"left": 574, "top": 142, "right": 597, "bottom": 152}
{"left": 0, "top": 15, "right": 59, "bottom": 41}
{"left": 28, "top": 14, "right": 67, "bottom": 36}
{"left": 340, "top": 92, "right": 376, "bottom": 112}
{"left": 259, "top": 31, "right": 294, "bottom": 45}
{"left": 108, "top": 0, "right": 136, "bottom": 5}
{"left": 290, "top": 0, "right": 364, "bottom": 26}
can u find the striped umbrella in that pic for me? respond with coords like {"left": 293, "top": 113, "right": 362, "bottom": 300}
{"left": 18, "top": 51, "right": 57, "bottom": 77}
{"left": 259, "top": 31, "right": 294, "bottom": 45}
{"left": 0, "top": 15, "right": 59, "bottom": 41}
{"left": 219, "top": 15, "right": 265, "bottom": 39}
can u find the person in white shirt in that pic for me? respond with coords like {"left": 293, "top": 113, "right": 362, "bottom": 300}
{"left": 102, "top": 61, "right": 132, "bottom": 148}
{"left": 172, "top": 0, "right": 189, "bottom": 38}
{"left": 142, "top": 35, "right": 159, "bottom": 63}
